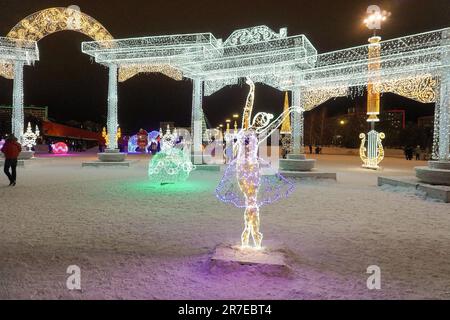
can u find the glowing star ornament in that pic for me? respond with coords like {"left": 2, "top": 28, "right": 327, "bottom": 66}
{"left": 52, "top": 142, "right": 69, "bottom": 154}
{"left": 148, "top": 126, "right": 195, "bottom": 185}
{"left": 216, "top": 78, "right": 296, "bottom": 249}
{"left": 359, "top": 130, "right": 385, "bottom": 169}
{"left": 21, "top": 122, "right": 39, "bottom": 150}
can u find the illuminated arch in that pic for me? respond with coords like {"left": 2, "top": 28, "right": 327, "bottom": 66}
{"left": 0, "top": 7, "right": 113, "bottom": 79}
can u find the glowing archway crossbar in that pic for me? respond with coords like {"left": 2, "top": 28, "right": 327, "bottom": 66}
{"left": 0, "top": 7, "right": 113, "bottom": 79}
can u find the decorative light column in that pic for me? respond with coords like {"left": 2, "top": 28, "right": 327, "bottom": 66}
{"left": 438, "top": 70, "right": 450, "bottom": 161}
{"left": 107, "top": 64, "right": 118, "bottom": 150}
{"left": 291, "top": 88, "right": 304, "bottom": 154}
{"left": 191, "top": 77, "right": 204, "bottom": 164}
{"left": 12, "top": 61, "right": 24, "bottom": 141}
{"left": 360, "top": 5, "right": 389, "bottom": 169}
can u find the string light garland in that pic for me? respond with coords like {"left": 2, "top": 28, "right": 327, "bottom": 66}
{"left": 0, "top": 7, "right": 112, "bottom": 79}
{"left": 118, "top": 64, "right": 183, "bottom": 82}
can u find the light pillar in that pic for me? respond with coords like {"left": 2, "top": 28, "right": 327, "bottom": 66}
{"left": 438, "top": 70, "right": 450, "bottom": 161}
{"left": 107, "top": 64, "right": 118, "bottom": 150}
{"left": 291, "top": 88, "right": 303, "bottom": 154}
{"left": 191, "top": 77, "right": 204, "bottom": 164}
{"left": 12, "top": 61, "right": 24, "bottom": 141}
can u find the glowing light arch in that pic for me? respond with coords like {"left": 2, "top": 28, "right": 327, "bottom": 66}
{"left": 0, "top": 7, "right": 113, "bottom": 79}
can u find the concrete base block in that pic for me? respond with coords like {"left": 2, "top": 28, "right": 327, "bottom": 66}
{"left": 287, "top": 153, "right": 306, "bottom": 160}
{"left": 378, "top": 176, "right": 450, "bottom": 203}
{"left": 98, "top": 149, "right": 127, "bottom": 162}
{"left": 18, "top": 151, "right": 34, "bottom": 160}
{"left": 82, "top": 160, "right": 137, "bottom": 168}
{"left": 279, "top": 155, "right": 316, "bottom": 172}
{"left": 194, "top": 164, "right": 221, "bottom": 172}
{"left": 415, "top": 166, "right": 450, "bottom": 186}
{"left": 279, "top": 170, "right": 337, "bottom": 180}
{"left": 210, "top": 241, "right": 289, "bottom": 276}
{"left": 191, "top": 154, "right": 204, "bottom": 165}
{"left": 428, "top": 161, "right": 450, "bottom": 170}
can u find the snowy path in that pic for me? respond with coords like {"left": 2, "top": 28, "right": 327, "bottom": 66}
{"left": 0, "top": 154, "right": 449, "bottom": 299}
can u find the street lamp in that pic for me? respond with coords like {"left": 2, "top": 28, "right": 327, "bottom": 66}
{"left": 363, "top": 5, "right": 390, "bottom": 36}
{"left": 360, "top": 5, "right": 390, "bottom": 169}
{"left": 225, "top": 119, "right": 231, "bottom": 133}
{"left": 233, "top": 114, "right": 239, "bottom": 132}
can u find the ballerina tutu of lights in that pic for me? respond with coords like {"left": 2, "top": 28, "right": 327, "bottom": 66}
{"left": 216, "top": 77, "right": 301, "bottom": 249}
{"left": 148, "top": 125, "right": 195, "bottom": 185}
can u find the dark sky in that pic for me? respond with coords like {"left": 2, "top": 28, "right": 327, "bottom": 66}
{"left": 0, "top": 0, "right": 449, "bottom": 133}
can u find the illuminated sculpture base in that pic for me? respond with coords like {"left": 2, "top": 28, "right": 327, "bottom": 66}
{"left": 279, "top": 154, "right": 316, "bottom": 172}
{"left": 415, "top": 162, "right": 450, "bottom": 187}
{"left": 18, "top": 151, "right": 34, "bottom": 160}
{"left": 210, "top": 241, "right": 289, "bottom": 275}
{"left": 378, "top": 176, "right": 450, "bottom": 203}
{"left": 98, "top": 149, "right": 127, "bottom": 162}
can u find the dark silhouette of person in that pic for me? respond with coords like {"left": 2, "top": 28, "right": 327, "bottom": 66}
{"left": 1, "top": 135, "right": 22, "bottom": 186}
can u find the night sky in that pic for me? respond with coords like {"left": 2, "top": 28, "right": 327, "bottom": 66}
{"left": 0, "top": 0, "right": 449, "bottom": 133}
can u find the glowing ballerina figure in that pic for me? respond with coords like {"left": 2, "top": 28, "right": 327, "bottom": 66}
{"left": 216, "top": 77, "right": 301, "bottom": 249}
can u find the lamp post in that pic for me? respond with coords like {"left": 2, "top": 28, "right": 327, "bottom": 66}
{"left": 233, "top": 114, "right": 239, "bottom": 133}
{"left": 225, "top": 119, "right": 231, "bottom": 134}
{"left": 359, "top": 5, "right": 390, "bottom": 169}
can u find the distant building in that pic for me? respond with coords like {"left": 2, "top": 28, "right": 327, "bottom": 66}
{"left": 418, "top": 116, "right": 434, "bottom": 128}
{"left": 0, "top": 105, "right": 48, "bottom": 134}
{"left": 384, "top": 110, "right": 405, "bottom": 129}
{"left": 0, "top": 105, "right": 103, "bottom": 146}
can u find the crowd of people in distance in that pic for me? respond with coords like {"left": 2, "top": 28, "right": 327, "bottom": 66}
{"left": 404, "top": 145, "right": 426, "bottom": 161}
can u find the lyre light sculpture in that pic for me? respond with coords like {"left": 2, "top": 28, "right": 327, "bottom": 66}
{"left": 148, "top": 126, "right": 194, "bottom": 185}
{"left": 216, "top": 78, "right": 297, "bottom": 249}
{"left": 360, "top": 131, "right": 385, "bottom": 169}
{"left": 21, "top": 122, "right": 39, "bottom": 150}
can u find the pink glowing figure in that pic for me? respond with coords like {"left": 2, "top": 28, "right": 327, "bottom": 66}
{"left": 52, "top": 142, "right": 69, "bottom": 154}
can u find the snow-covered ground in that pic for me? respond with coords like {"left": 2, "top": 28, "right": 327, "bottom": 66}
{"left": 0, "top": 153, "right": 449, "bottom": 299}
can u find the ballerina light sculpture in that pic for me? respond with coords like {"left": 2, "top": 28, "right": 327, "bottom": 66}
{"left": 216, "top": 77, "right": 301, "bottom": 249}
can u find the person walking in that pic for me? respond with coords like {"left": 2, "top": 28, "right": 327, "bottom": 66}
{"left": 415, "top": 145, "right": 421, "bottom": 161}
{"left": 1, "top": 135, "right": 22, "bottom": 186}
